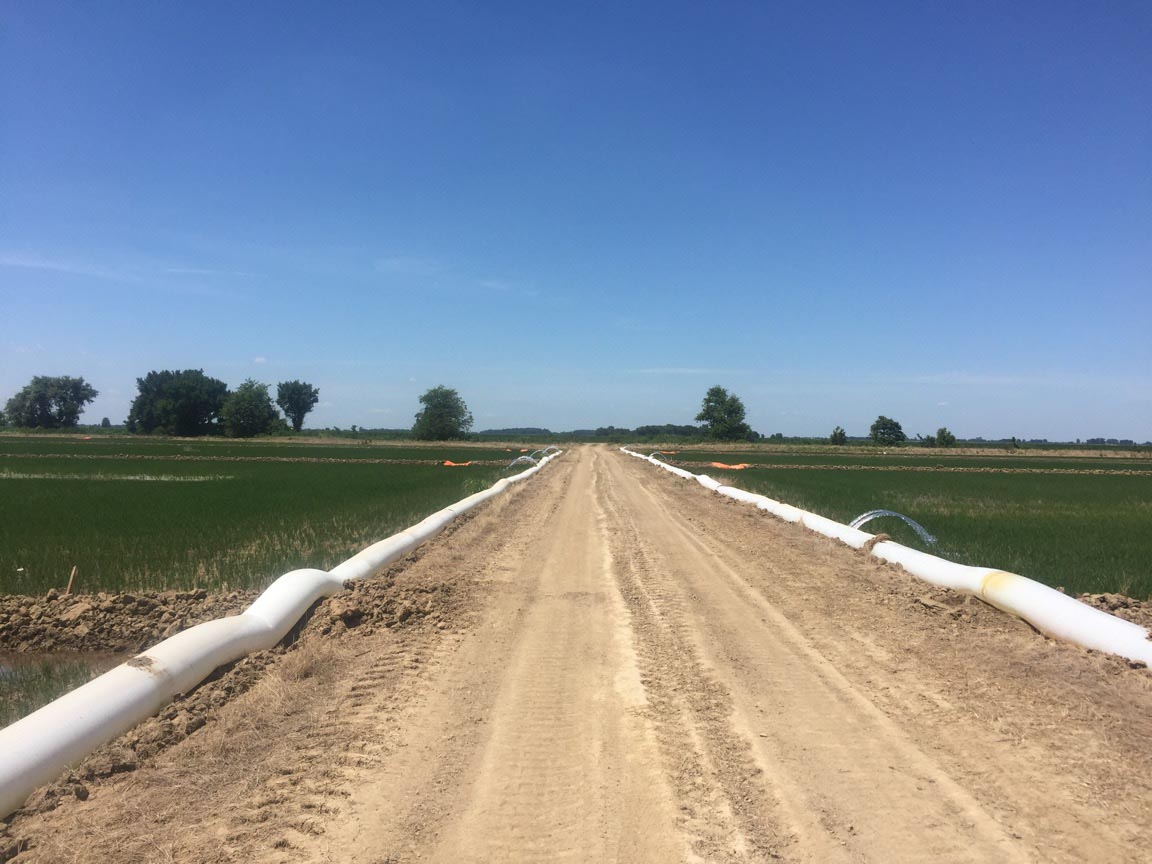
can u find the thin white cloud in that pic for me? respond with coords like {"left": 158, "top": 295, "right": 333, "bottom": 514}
{"left": 478, "top": 277, "right": 543, "bottom": 300}
{"left": 0, "top": 253, "right": 248, "bottom": 300}
{"left": 252, "top": 356, "right": 268, "bottom": 364}
{"left": 4, "top": 342, "right": 45, "bottom": 354}
{"left": 374, "top": 256, "right": 443, "bottom": 277}
{"left": 0, "top": 255, "right": 141, "bottom": 283}
{"left": 613, "top": 318, "right": 668, "bottom": 333}
{"left": 905, "top": 371, "right": 1148, "bottom": 392}
{"left": 630, "top": 367, "right": 752, "bottom": 376}
{"left": 478, "top": 278, "right": 513, "bottom": 293}
{"left": 165, "top": 267, "right": 261, "bottom": 278}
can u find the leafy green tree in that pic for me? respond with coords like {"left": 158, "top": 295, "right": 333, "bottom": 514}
{"left": 829, "top": 426, "right": 847, "bottom": 445}
{"left": 918, "top": 432, "right": 937, "bottom": 447}
{"left": 936, "top": 426, "right": 957, "bottom": 447}
{"left": 221, "top": 379, "right": 281, "bottom": 438}
{"left": 634, "top": 424, "right": 702, "bottom": 438}
{"left": 127, "top": 369, "right": 228, "bottom": 436}
{"left": 276, "top": 380, "right": 320, "bottom": 432}
{"left": 100, "top": 417, "right": 111, "bottom": 428}
{"left": 0, "top": 408, "right": 6, "bottom": 427}
{"left": 412, "top": 385, "right": 473, "bottom": 440}
{"left": 869, "top": 415, "right": 906, "bottom": 447}
{"left": 695, "top": 386, "right": 752, "bottom": 441}
{"left": 4, "top": 376, "right": 98, "bottom": 428}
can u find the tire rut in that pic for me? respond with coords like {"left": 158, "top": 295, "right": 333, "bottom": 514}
{"left": 595, "top": 460, "right": 785, "bottom": 863}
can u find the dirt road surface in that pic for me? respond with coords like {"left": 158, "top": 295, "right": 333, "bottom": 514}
{"left": 9, "top": 446, "right": 1152, "bottom": 863}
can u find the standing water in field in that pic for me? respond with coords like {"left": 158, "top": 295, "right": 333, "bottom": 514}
{"left": 0, "top": 652, "right": 126, "bottom": 728}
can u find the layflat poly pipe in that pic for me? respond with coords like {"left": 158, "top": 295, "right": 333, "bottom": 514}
{"left": 0, "top": 451, "right": 562, "bottom": 819}
{"left": 620, "top": 447, "right": 1152, "bottom": 667}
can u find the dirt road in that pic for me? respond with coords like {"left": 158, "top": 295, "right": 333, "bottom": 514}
{"left": 10, "top": 446, "right": 1152, "bottom": 863}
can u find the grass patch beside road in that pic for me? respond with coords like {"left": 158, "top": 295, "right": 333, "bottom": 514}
{"left": 0, "top": 444, "right": 514, "bottom": 595}
{"left": 668, "top": 449, "right": 1152, "bottom": 472}
{"left": 0, "top": 435, "right": 523, "bottom": 463}
{"left": 0, "top": 655, "right": 120, "bottom": 728}
{"left": 703, "top": 463, "right": 1152, "bottom": 598}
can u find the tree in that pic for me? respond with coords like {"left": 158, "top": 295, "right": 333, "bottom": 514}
{"left": 870, "top": 415, "right": 906, "bottom": 447}
{"left": 221, "top": 379, "right": 281, "bottom": 438}
{"left": 100, "top": 417, "right": 111, "bottom": 428}
{"left": 634, "top": 423, "right": 702, "bottom": 439}
{"left": 918, "top": 432, "right": 938, "bottom": 447}
{"left": 4, "top": 376, "right": 98, "bottom": 428}
{"left": 695, "top": 386, "right": 752, "bottom": 441}
{"left": 412, "top": 385, "right": 473, "bottom": 440}
{"left": 936, "top": 426, "right": 956, "bottom": 447}
{"left": 829, "top": 426, "right": 847, "bottom": 445}
{"left": 276, "top": 380, "right": 320, "bottom": 432}
{"left": 127, "top": 369, "right": 228, "bottom": 436}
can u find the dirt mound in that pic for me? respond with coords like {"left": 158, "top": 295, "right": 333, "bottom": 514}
{"left": 1079, "top": 592, "right": 1152, "bottom": 631}
{"left": 312, "top": 571, "right": 458, "bottom": 638}
{"left": 0, "top": 589, "right": 259, "bottom": 654}
{"left": 0, "top": 562, "right": 463, "bottom": 861}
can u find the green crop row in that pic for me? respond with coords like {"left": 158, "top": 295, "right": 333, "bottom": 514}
{"left": 0, "top": 655, "right": 109, "bottom": 728}
{"left": 0, "top": 434, "right": 530, "bottom": 463}
{"left": 0, "top": 453, "right": 513, "bottom": 595}
{"left": 665, "top": 449, "right": 1152, "bottom": 472}
{"left": 706, "top": 465, "right": 1152, "bottom": 598}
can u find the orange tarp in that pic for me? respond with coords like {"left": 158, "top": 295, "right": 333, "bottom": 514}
{"left": 711, "top": 462, "right": 751, "bottom": 470}
{"left": 442, "top": 460, "right": 472, "bottom": 467}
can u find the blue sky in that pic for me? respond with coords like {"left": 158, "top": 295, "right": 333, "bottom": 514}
{"left": 2, "top": 1, "right": 1149, "bottom": 439}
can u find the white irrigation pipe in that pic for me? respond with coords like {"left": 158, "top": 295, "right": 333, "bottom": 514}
{"left": 0, "top": 451, "right": 563, "bottom": 818}
{"left": 621, "top": 447, "right": 1152, "bottom": 667}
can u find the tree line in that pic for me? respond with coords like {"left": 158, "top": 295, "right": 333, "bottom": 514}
{"left": 1, "top": 372, "right": 320, "bottom": 438}
{"left": 0, "top": 375, "right": 970, "bottom": 447}
{"left": 693, "top": 387, "right": 957, "bottom": 447}
{"left": 0, "top": 373, "right": 479, "bottom": 442}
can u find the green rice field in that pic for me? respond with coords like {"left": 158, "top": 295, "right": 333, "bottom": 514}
{"left": 0, "top": 435, "right": 530, "bottom": 462}
{"left": 678, "top": 450, "right": 1152, "bottom": 598}
{"left": 0, "top": 654, "right": 123, "bottom": 728}
{"left": 660, "top": 448, "right": 1152, "bottom": 472}
{"left": 0, "top": 436, "right": 528, "bottom": 595}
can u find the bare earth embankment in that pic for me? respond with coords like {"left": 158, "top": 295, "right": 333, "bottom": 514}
{"left": 4, "top": 446, "right": 1151, "bottom": 862}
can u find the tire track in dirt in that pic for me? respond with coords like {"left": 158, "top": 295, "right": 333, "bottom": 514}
{"left": 612, "top": 449, "right": 1152, "bottom": 863}
{"left": 297, "top": 460, "right": 587, "bottom": 864}
{"left": 595, "top": 463, "right": 783, "bottom": 862}
{"left": 400, "top": 448, "right": 680, "bottom": 864}
{"left": 602, "top": 452, "right": 1027, "bottom": 861}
